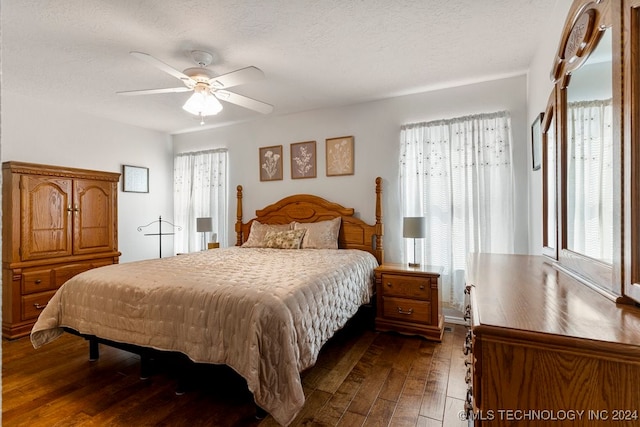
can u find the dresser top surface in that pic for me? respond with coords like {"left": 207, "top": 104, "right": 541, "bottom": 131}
{"left": 466, "top": 253, "right": 640, "bottom": 348}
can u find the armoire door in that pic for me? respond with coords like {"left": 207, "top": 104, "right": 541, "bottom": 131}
{"left": 20, "top": 175, "right": 73, "bottom": 260}
{"left": 73, "top": 178, "right": 116, "bottom": 255}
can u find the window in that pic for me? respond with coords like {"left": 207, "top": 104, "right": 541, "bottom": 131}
{"left": 400, "top": 112, "right": 515, "bottom": 311}
{"left": 174, "top": 149, "right": 228, "bottom": 253}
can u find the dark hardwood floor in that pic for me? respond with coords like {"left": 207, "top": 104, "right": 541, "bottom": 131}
{"left": 2, "top": 314, "right": 468, "bottom": 427}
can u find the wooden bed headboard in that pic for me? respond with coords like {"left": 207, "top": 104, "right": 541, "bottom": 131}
{"left": 235, "top": 177, "right": 384, "bottom": 264}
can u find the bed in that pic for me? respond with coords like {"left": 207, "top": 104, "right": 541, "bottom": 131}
{"left": 30, "top": 177, "right": 384, "bottom": 426}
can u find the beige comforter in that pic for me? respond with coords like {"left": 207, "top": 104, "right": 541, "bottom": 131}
{"left": 30, "top": 247, "right": 378, "bottom": 425}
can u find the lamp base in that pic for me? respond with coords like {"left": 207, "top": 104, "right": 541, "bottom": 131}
{"left": 408, "top": 262, "right": 421, "bottom": 268}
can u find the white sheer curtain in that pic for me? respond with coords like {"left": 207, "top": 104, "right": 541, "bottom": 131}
{"left": 566, "top": 99, "right": 613, "bottom": 262}
{"left": 174, "top": 149, "right": 228, "bottom": 253}
{"left": 400, "top": 111, "right": 515, "bottom": 312}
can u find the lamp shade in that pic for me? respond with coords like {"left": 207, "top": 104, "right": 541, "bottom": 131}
{"left": 182, "top": 86, "right": 223, "bottom": 116}
{"left": 196, "top": 217, "right": 213, "bottom": 233}
{"left": 403, "top": 217, "right": 426, "bottom": 238}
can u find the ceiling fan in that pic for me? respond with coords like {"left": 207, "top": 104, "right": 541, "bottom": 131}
{"left": 117, "top": 50, "right": 273, "bottom": 122}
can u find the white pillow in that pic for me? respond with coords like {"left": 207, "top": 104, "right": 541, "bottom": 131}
{"left": 293, "top": 217, "right": 341, "bottom": 249}
{"left": 241, "top": 221, "right": 292, "bottom": 247}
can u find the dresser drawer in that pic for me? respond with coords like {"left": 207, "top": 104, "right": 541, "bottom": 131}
{"left": 380, "top": 273, "right": 431, "bottom": 300}
{"left": 382, "top": 296, "right": 431, "bottom": 324}
{"left": 22, "top": 269, "right": 55, "bottom": 294}
{"left": 21, "top": 290, "right": 57, "bottom": 321}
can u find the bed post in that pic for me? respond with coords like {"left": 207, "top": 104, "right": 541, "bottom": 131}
{"left": 375, "top": 177, "right": 384, "bottom": 264}
{"left": 235, "top": 185, "right": 244, "bottom": 246}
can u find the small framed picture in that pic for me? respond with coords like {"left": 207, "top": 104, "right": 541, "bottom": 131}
{"left": 531, "top": 113, "right": 544, "bottom": 171}
{"left": 259, "top": 145, "right": 283, "bottom": 181}
{"left": 326, "top": 136, "right": 354, "bottom": 176}
{"left": 122, "top": 165, "right": 149, "bottom": 193}
{"left": 290, "top": 141, "right": 317, "bottom": 179}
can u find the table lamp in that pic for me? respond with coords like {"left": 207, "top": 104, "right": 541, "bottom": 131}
{"left": 403, "top": 217, "right": 426, "bottom": 267}
{"left": 196, "top": 217, "right": 213, "bottom": 251}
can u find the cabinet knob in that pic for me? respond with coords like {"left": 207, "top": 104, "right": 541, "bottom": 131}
{"left": 34, "top": 279, "right": 42, "bottom": 285}
{"left": 386, "top": 282, "right": 392, "bottom": 287}
{"left": 33, "top": 303, "right": 47, "bottom": 310}
{"left": 419, "top": 285, "right": 425, "bottom": 290}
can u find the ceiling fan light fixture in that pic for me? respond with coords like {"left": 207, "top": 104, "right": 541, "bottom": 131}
{"left": 182, "top": 86, "right": 222, "bottom": 116}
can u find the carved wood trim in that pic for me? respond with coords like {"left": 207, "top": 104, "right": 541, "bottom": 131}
{"left": 551, "top": 0, "right": 611, "bottom": 88}
{"left": 2, "top": 161, "right": 120, "bottom": 182}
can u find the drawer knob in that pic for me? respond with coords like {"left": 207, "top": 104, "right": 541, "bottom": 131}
{"left": 34, "top": 279, "right": 42, "bottom": 285}
{"left": 33, "top": 303, "right": 47, "bottom": 310}
{"left": 396, "top": 307, "right": 413, "bottom": 315}
{"left": 386, "top": 282, "right": 392, "bottom": 287}
{"left": 419, "top": 285, "right": 425, "bottom": 290}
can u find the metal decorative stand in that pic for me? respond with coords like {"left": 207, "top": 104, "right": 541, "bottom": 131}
{"left": 137, "top": 216, "right": 182, "bottom": 258}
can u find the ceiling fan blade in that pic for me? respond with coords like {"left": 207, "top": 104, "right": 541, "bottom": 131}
{"left": 209, "top": 66, "right": 265, "bottom": 89}
{"left": 214, "top": 90, "right": 273, "bottom": 114}
{"left": 117, "top": 87, "right": 192, "bottom": 96}
{"left": 130, "top": 51, "right": 193, "bottom": 83}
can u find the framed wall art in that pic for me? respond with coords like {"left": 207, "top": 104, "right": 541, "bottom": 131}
{"left": 123, "top": 165, "right": 149, "bottom": 193}
{"left": 531, "top": 112, "right": 544, "bottom": 171}
{"left": 259, "top": 145, "right": 283, "bottom": 181}
{"left": 290, "top": 140, "right": 317, "bottom": 179}
{"left": 326, "top": 136, "right": 354, "bottom": 176}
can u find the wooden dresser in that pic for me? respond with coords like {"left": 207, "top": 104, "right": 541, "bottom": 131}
{"left": 374, "top": 263, "right": 443, "bottom": 341}
{"left": 464, "top": 254, "right": 640, "bottom": 426}
{"left": 2, "top": 162, "right": 121, "bottom": 339}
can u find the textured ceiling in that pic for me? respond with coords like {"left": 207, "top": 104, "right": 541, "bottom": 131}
{"left": 2, "top": 0, "right": 558, "bottom": 134}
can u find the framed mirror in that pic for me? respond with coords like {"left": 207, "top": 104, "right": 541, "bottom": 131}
{"left": 563, "top": 27, "right": 613, "bottom": 268}
{"left": 552, "top": 0, "right": 624, "bottom": 300}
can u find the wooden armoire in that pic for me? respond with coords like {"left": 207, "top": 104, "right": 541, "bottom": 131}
{"left": 2, "top": 162, "right": 120, "bottom": 339}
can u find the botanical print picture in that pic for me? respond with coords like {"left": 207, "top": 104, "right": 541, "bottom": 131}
{"left": 326, "top": 136, "right": 354, "bottom": 176}
{"left": 259, "top": 145, "right": 283, "bottom": 181}
{"left": 290, "top": 141, "right": 317, "bottom": 179}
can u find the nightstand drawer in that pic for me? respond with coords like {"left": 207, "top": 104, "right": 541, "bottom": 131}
{"left": 382, "top": 296, "right": 431, "bottom": 324}
{"left": 380, "top": 274, "right": 431, "bottom": 300}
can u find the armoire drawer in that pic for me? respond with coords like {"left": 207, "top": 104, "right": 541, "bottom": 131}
{"left": 22, "top": 269, "right": 54, "bottom": 294}
{"left": 21, "top": 290, "right": 57, "bottom": 321}
{"left": 53, "top": 262, "right": 109, "bottom": 287}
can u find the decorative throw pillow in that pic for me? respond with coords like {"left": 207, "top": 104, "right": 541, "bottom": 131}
{"left": 294, "top": 217, "right": 341, "bottom": 249}
{"left": 263, "top": 229, "right": 306, "bottom": 249}
{"left": 242, "top": 221, "right": 292, "bottom": 247}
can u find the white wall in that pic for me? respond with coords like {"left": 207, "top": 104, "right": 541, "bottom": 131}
{"left": 526, "top": 0, "right": 574, "bottom": 254}
{"left": 1, "top": 92, "right": 174, "bottom": 262}
{"left": 173, "top": 75, "right": 529, "bottom": 263}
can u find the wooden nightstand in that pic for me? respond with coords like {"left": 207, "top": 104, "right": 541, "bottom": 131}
{"left": 374, "top": 263, "right": 443, "bottom": 341}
